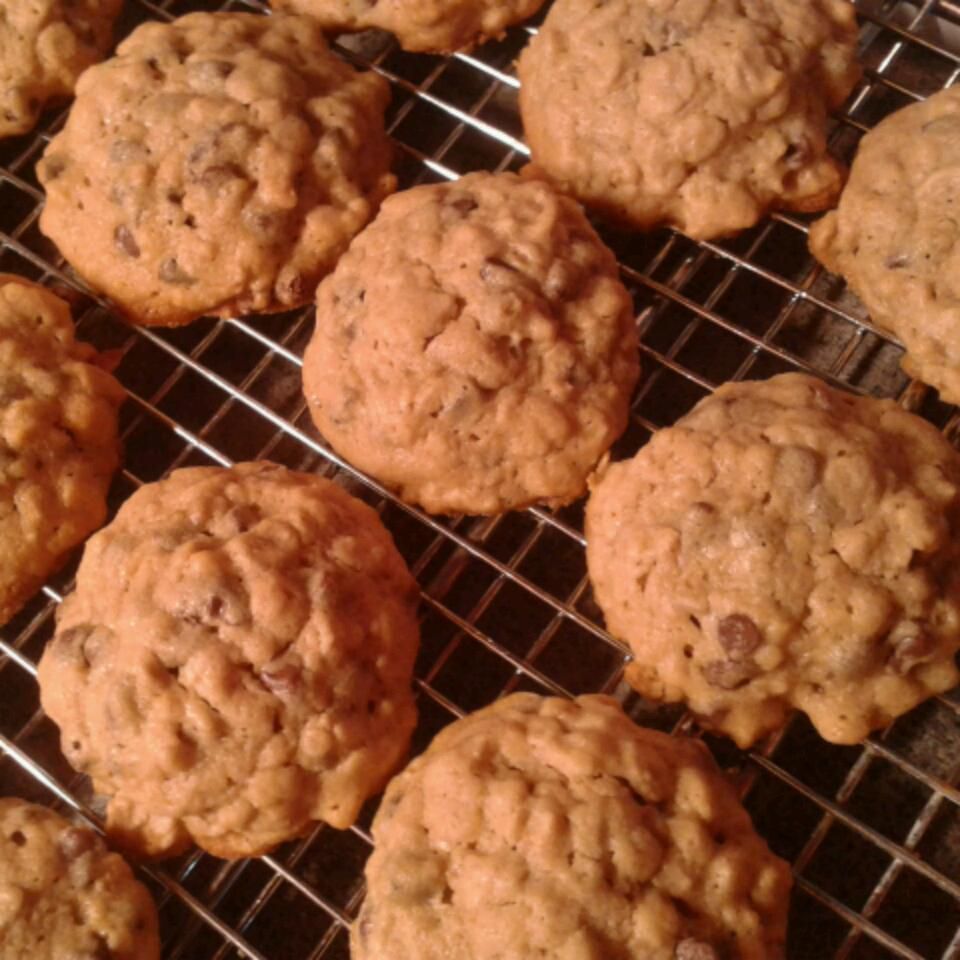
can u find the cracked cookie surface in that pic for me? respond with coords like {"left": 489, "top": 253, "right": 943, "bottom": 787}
{"left": 0, "top": 0, "right": 122, "bottom": 138}
{"left": 810, "top": 87, "right": 960, "bottom": 403}
{"left": 37, "top": 461, "right": 420, "bottom": 859}
{"left": 586, "top": 373, "right": 960, "bottom": 747}
{"left": 302, "top": 172, "right": 639, "bottom": 515}
{"left": 517, "top": 0, "right": 860, "bottom": 240}
{"left": 271, "top": 0, "right": 545, "bottom": 53}
{"left": 353, "top": 693, "right": 791, "bottom": 960}
{"left": 37, "top": 12, "right": 395, "bottom": 327}
{"left": 0, "top": 275, "right": 123, "bottom": 626}
{"left": 0, "top": 798, "right": 160, "bottom": 960}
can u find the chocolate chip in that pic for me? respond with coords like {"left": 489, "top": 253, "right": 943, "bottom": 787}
{"left": 885, "top": 253, "right": 910, "bottom": 270}
{"left": 40, "top": 155, "right": 67, "bottom": 181}
{"left": 8, "top": 829, "right": 26, "bottom": 847}
{"left": 158, "top": 258, "right": 196, "bottom": 286}
{"left": 59, "top": 826, "right": 99, "bottom": 860}
{"left": 701, "top": 659, "right": 760, "bottom": 690}
{"left": 448, "top": 195, "right": 478, "bottom": 216}
{"left": 888, "top": 625, "right": 935, "bottom": 674}
{"left": 260, "top": 664, "right": 302, "bottom": 696}
{"left": 783, "top": 138, "right": 810, "bottom": 169}
{"left": 109, "top": 139, "right": 148, "bottom": 164}
{"left": 356, "top": 904, "right": 374, "bottom": 944}
{"left": 277, "top": 271, "right": 306, "bottom": 304}
{"left": 676, "top": 939, "right": 719, "bottom": 960}
{"left": 114, "top": 225, "right": 140, "bottom": 259}
{"left": 52, "top": 624, "right": 98, "bottom": 669}
{"left": 717, "top": 614, "right": 763, "bottom": 661}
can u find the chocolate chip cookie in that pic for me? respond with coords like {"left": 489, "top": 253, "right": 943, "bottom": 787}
{"left": 0, "top": 797, "right": 160, "bottom": 960}
{"left": 517, "top": 0, "right": 861, "bottom": 240}
{"left": 302, "top": 172, "right": 639, "bottom": 515}
{"left": 38, "top": 461, "right": 421, "bottom": 859}
{"left": 587, "top": 373, "right": 960, "bottom": 747}
{"left": 354, "top": 693, "right": 791, "bottom": 960}
{"left": 809, "top": 87, "right": 960, "bottom": 403}
{"left": 0, "top": 275, "right": 124, "bottom": 626}
{"left": 271, "top": 0, "right": 545, "bottom": 53}
{"left": 37, "top": 12, "right": 395, "bottom": 327}
{"left": 0, "top": 0, "right": 122, "bottom": 138}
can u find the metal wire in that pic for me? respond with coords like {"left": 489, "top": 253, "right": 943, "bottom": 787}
{"left": 1, "top": 1, "right": 958, "bottom": 958}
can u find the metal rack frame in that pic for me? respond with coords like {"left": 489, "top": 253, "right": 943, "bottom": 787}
{"left": 0, "top": 1, "right": 958, "bottom": 958}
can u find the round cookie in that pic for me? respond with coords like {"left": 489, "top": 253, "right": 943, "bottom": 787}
{"left": 0, "top": 797, "right": 160, "bottom": 960}
{"left": 353, "top": 693, "right": 792, "bottom": 960}
{"left": 0, "top": 0, "right": 122, "bottom": 139}
{"left": 271, "top": 0, "right": 545, "bottom": 53}
{"left": 586, "top": 373, "right": 960, "bottom": 747}
{"left": 302, "top": 172, "right": 639, "bottom": 516}
{"left": 37, "top": 12, "right": 396, "bottom": 328}
{"left": 517, "top": 0, "right": 861, "bottom": 240}
{"left": 809, "top": 87, "right": 960, "bottom": 403}
{"left": 0, "top": 275, "right": 124, "bottom": 626}
{"left": 37, "top": 461, "right": 421, "bottom": 859}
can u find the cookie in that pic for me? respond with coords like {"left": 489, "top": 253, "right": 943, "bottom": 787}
{"left": 302, "top": 172, "right": 639, "bottom": 515}
{"left": 271, "top": 0, "right": 545, "bottom": 53}
{"left": 517, "top": 0, "right": 861, "bottom": 240}
{"left": 809, "top": 87, "right": 960, "bottom": 403}
{"left": 353, "top": 693, "right": 792, "bottom": 960}
{"left": 37, "top": 461, "right": 421, "bottom": 859}
{"left": 37, "top": 12, "right": 396, "bottom": 328}
{"left": 0, "top": 0, "right": 122, "bottom": 138}
{"left": 0, "top": 275, "right": 124, "bottom": 626}
{"left": 586, "top": 373, "right": 960, "bottom": 747}
{"left": 0, "top": 797, "right": 160, "bottom": 960}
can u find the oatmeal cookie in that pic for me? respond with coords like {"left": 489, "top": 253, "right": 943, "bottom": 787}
{"left": 0, "top": 275, "right": 123, "bottom": 626}
{"left": 354, "top": 693, "right": 791, "bottom": 960}
{"left": 0, "top": 798, "right": 160, "bottom": 960}
{"left": 517, "top": 0, "right": 861, "bottom": 240}
{"left": 809, "top": 87, "right": 960, "bottom": 403}
{"left": 302, "top": 172, "right": 639, "bottom": 515}
{"left": 586, "top": 373, "right": 960, "bottom": 747}
{"left": 271, "top": 0, "right": 545, "bottom": 53}
{"left": 37, "top": 461, "right": 421, "bottom": 859}
{"left": 0, "top": 0, "right": 121, "bottom": 138}
{"left": 37, "top": 12, "right": 396, "bottom": 327}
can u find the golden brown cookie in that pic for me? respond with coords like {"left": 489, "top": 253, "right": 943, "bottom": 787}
{"left": 0, "top": 798, "right": 160, "bottom": 960}
{"left": 271, "top": 0, "right": 545, "bottom": 53}
{"left": 38, "top": 461, "right": 421, "bottom": 859}
{"left": 0, "top": 0, "right": 122, "bottom": 138}
{"left": 302, "top": 172, "right": 639, "bottom": 515}
{"left": 354, "top": 694, "right": 792, "bottom": 960}
{"left": 809, "top": 87, "right": 960, "bottom": 403}
{"left": 37, "top": 12, "right": 396, "bottom": 327}
{"left": 586, "top": 373, "right": 960, "bottom": 747}
{"left": 0, "top": 275, "right": 123, "bottom": 626}
{"left": 517, "top": 0, "right": 861, "bottom": 240}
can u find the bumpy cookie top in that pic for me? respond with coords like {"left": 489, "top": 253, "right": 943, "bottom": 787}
{"left": 37, "top": 12, "right": 395, "bottom": 327}
{"left": 303, "top": 172, "right": 639, "bottom": 515}
{"left": 38, "top": 462, "right": 421, "bottom": 859}
{"left": 517, "top": 0, "right": 861, "bottom": 239}
{"left": 0, "top": 798, "right": 160, "bottom": 960}
{"left": 0, "top": 276, "right": 123, "bottom": 626}
{"left": 271, "top": 0, "right": 545, "bottom": 53}
{"left": 809, "top": 87, "right": 960, "bottom": 403}
{"left": 353, "top": 694, "right": 791, "bottom": 960}
{"left": 586, "top": 373, "right": 960, "bottom": 747}
{"left": 0, "top": 0, "right": 122, "bottom": 138}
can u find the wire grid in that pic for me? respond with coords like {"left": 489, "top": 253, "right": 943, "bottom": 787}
{"left": 0, "top": 0, "right": 959, "bottom": 957}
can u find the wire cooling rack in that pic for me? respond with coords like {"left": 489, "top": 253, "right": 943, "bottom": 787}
{"left": 1, "top": 1, "right": 959, "bottom": 957}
